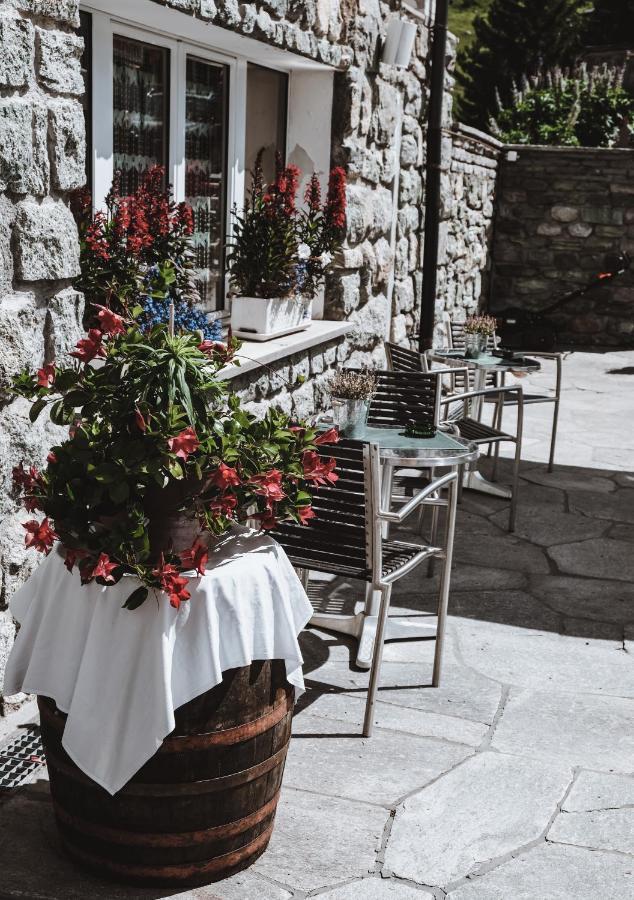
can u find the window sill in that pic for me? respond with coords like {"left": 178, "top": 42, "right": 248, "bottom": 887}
{"left": 218, "top": 320, "right": 350, "bottom": 381}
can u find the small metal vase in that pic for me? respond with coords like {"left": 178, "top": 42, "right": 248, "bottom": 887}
{"left": 464, "top": 333, "right": 487, "bottom": 359}
{"left": 331, "top": 397, "right": 369, "bottom": 435}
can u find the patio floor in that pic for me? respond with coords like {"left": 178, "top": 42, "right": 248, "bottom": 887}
{"left": 1, "top": 350, "right": 633, "bottom": 899}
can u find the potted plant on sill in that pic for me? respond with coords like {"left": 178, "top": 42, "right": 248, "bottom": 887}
{"left": 72, "top": 166, "right": 223, "bottom": 342}
{"left": 10, "top": 312, "right": 340, "bottom": 886}
{"left": 463, "top": 314, "right": 498, "bottom": 358}
{"left": 228, "top": 152, "right": 347, "bottom": 341}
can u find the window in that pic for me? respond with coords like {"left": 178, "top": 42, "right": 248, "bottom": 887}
{"left": 82, "top": 7, "right": 333, "bottom": 318}
{"left": 245, "top": 63, "right": 288, "bottom": 192}
{"left": 112, "top": 35, "right": 170, "bottom": 193}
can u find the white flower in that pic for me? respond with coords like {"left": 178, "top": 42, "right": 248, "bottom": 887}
{"left": 319, "top": 251, "right": 333, "bottom": 267}
{"left": 297, "top": 243, "right": 311, "bottom": 260}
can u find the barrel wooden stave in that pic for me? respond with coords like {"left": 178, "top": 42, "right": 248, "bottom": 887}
{"left": 38, "top": 660, "right": 293, "bottom": 887}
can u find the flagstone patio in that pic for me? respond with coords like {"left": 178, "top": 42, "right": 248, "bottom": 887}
{"left": 0, "top": 350, "right": 633, "bottom": 899}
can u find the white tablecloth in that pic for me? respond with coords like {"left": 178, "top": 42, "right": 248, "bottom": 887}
{"left": 4, "top": 528, "right": 312, "bottom": 795}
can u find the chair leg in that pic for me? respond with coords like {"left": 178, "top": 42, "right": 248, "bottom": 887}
{"left": 427, "top": 503, "right": 440, "bottom": 578}
{"left": 433, "top": 475, "right": 457, "bottom": 687}
{"left": 381, "top": 463, "right": 394, "bottom": 540}
{"left": 297, "top": 567, "right": 310, "bottom": 592}
{"left": 509, "top": 438, "right": 521, "bottom": 532}
{"left": 548, "top": 398, "right": 560, "bottom": 473}
{"left": 363, "top": 583, "right": 392, "bottom": 737}
{"left": 491, "top": 402, "right": 503, "bottom": 482}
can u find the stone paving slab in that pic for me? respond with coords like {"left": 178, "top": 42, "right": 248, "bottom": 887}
{"left": 491, "top": 689, "right": 634, "bottom": 771}
{"left": 548, "top": 537, "right": 634, "bottom": 582}
{"left": 286, "top": 710, "right": 472, "bottom": 806}
{"left": 252, "top": 787, "right": 387, "bottom": 893}
{"left": 446, "top": 843, "right": 634, "bottom": 899}
{"left": 568, "top": 488, "right": 634, "bottom": 524}
{"left": 454, "top": 619, "right": 634, "bottom": 696}
{"left": 490, "top": 505, "right": 609, "bottom": 546}
{"left": 528, "top": 573, "right": 634, "bottom": 624}
{"left": 384, "top": 751, "right": 572, "bottom": 888}
{"left": 315, "top": 878, "right": 433, "bottom": 898}
{"left": 299, "top": 692, "right": 489, "bottom": 747}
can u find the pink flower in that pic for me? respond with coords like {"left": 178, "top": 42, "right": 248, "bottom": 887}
{"left": 91, "top": 552, "right": 118, "bottom": 583}
{"left": 23, "top": 518, "right": 57, "bottom": 554}
{"left": 249, "top": 469, "right": 286, "bottom": 503}
{"left": 297, "top": 505, "right": 316, "bottom": 525}
{"left": 71, "top": 329, "right": 106, "bottom": 364}
{"left": 180, "top": 539, "right": 208, "bottom": 576}
{"left": 94, "top": 305, "right": 126, "bottom": 337}
{"left": 210, "top": 462, "right": 241, "bottom": 490}
{"left": 314, "top": 427, "right": 339, "bottom": 446}
{"left": 198, "top": 340, "right": 226, "bottom": 355}
{"left": 135, "top": 408, "right": 147, "bottom": 432}
{"left": 302, "top": 451, "right": 338, "bottom": 486}
{"left": 37, "top": 364, "right": 56, "bottom": 389}
{"left": 167, "top": 427, "right": 199, "bottom": 461}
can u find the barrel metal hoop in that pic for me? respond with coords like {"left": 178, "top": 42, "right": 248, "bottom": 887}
{"left": 45, "top": 737, "right": 291, "bottom": 796}
{"left": 62, "top": 818, "right": 274, "bottom": 881}
{"left": 54, "top": 790, "right": 281, "bottom": 847}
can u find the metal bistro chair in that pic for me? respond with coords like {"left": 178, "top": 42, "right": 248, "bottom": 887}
{"left": 271, "top": 439, "right": 458, "bottom": 737}
{"left": 445, "top": 316, "right": 563, "bottom": 472}
{"left": 385, "top": 343, "right": 524, "bottom": 531}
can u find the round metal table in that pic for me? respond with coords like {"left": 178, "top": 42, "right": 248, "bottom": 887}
{"left": 309, "top": 425, "right": 478, "bottom": 669}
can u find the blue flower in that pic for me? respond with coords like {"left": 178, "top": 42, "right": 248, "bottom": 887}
{"left": 139, "top": 297, "right": 222, "bottom": 341}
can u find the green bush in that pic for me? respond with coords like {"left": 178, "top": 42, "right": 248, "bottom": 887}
{"left": 490, "top": 63, "right": 634, "bottom": 147}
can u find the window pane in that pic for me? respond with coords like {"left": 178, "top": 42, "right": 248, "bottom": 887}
{"left": 245, "top": 64, "right": 288, "bottom": 193}
{"left": 185, "top": 57, "right": 228, "bottom": 313}
{"left": 79, "top": 10, "right": 92, "bottom": 190}
{"left": 113, "top": 35, "right": 169, "bottom": 196}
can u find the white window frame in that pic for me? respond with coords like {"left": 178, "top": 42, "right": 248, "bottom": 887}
{"left": 80, "top": 2, "right": 334, "bottom": 319}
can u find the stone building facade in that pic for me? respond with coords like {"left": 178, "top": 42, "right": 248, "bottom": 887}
{"left": 491, "top": 145, "right": 634, "bottom": 346}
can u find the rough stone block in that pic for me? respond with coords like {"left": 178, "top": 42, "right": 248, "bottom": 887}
{"left": 45, "top": 288, "right": 84, "bottom": 361}
{"left": 36, "top": 28, "right": 83, "bottom": 95}
{"left": 14, "top": 200, "right": 80, "bottom": 281}
{"left": 17, "top": 0, "right": 79, "bottom": 25}
{"left": 0, "top": 294, "right": 46, "bottom": 392}
{"left": 0, "top": 101, "right": 49, "bottom": 195}
{"left": 550, "top": 205, "right": 578, "bottom": 223}
{"left": 0, "top": 16, "right": 34, "bottom": 88}
{"left": 47, "top": 99, "right": 86, "bottom": 190}
{"left": 0, "top": 196, "right": 15, "bottom": 294}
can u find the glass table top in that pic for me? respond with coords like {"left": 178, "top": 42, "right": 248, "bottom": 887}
{"left": 433, "top": 349, "right": 540, "bottom": 372}
{"left": 339, "top": 423, "right": 479, "bottom": 465}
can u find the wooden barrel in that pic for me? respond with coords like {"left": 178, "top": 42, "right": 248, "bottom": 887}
{"left": 38, "top": 660, "right": 293, "bottom": 887}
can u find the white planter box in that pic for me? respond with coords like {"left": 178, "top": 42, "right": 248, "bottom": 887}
{"left": 230, "top": 296, "right": 312, "bottom": 342}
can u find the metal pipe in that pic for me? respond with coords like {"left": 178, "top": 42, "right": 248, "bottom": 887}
{"left": 418, "top": 0, "right": 449, "bottom": 352}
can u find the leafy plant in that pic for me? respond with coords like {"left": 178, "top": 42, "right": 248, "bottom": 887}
{"left": 72, "top": 168, "right": 221, "bottom": 341}
{"left": 490, "top": 63, "right": 634, "bottom": 147}
{"left": 228, "top": 151, "right": 347, "bottom": 300}
{"left": 11, "top": 311, "right": 339, "bottom": 610}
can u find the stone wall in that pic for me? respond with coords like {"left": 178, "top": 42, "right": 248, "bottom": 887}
{"left": 491, "top": 145, "right": 634, "bottom": 346}
{"left": 436, "top": 123, "right": 501, "bottom": 341}
{"left": 0, "top": 0, "right": 85, "bottom": 708}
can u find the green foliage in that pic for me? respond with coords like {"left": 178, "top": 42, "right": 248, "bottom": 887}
{"left": 456, "top": 0, "right": 591, "bottom": 129}
{"left": 11, "top": 322, "right": 333, "bottom": 608}
{"left": 491, "top": 63, "right": 634, "bottom": 146}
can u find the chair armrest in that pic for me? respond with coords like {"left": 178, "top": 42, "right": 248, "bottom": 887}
{"left": 441, "top": 384, "right": 524, "bottom": 406}
{"left": 514, "top": 351, "right": 564, "bottom": 360}
{"left": 378, "top": 471, "right": 457, "bottom": 524}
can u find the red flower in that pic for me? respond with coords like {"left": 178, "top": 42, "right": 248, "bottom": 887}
{"left": 325, "top": 167, "right": 347, "bottom": 230}
{"left": 177, "top": 202, "right": 194, "bottom": 235}
{"left": 47, "top": 451, "right": 57, "bottom": 464}
{"left": 113, "top": 196, "right": 131, "bottom": 240}
{"left": 135, "top": 408, "right": 147, "bottom": 432}
{"left": 91, "top": 552, "right": 119, "bottom": 583}
{"left": 12, "top": 463, "right": 39, "bottom": 491}
{"left": 85, "top": 213, "right": 110, "bottom": 261}
{"left": 297, "top": 505, "right": 316, "bottom": 525}
{"left": 180, "top": 539, "right": 208, "bottom": 576}
{"left": 208, "top": 492, "right": 238, "bottom": 517}
{"left": 314, "top": 427, "right": 340, "bottom": 446}
{"left": 249, "top": 469, "right": 286, "bottom": 503}
{"left": 94, "top": 304, "right": 126, "bottom": 336}
{"left": 210, "top": 462, "right": 241, "bottom": 490}
{"left": 23, "top": 518, "right": 57, "bottom": 554}
{"left": 305, "top": 173, "right": 322, "bottom": 212}
{"left": 255, "top": 510, "right": 278, "bottom": 530}
{"left": 302, "top": 451, "right": 338, "bottom": 486}
{"left": 64, "top": 547, "right": 88, "bottom": 573}
{"left": 153, "top": 555, "right": 191, "bottom": 609}
{"left": 198, "top": 340, "right": 226, "bottom": 355}
{"left": 37, "top": 364, "right": 56, "bottom": 389}
{"left": 71, "top": 329, "right": 106, "bottom": 363}
{"left": 167, "top": 427, "right": 200, "bottom": 461}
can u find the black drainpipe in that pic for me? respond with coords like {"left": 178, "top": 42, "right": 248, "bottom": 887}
{"left": 418, "top": 0, "right": 449, "bottom": 352}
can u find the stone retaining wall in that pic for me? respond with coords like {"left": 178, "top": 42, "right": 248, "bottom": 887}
{"left": 0, "top": 0, "right": 85, "bottom": 705}
{"left": 491, "top": 145, "right": 634, "bottom": 346}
